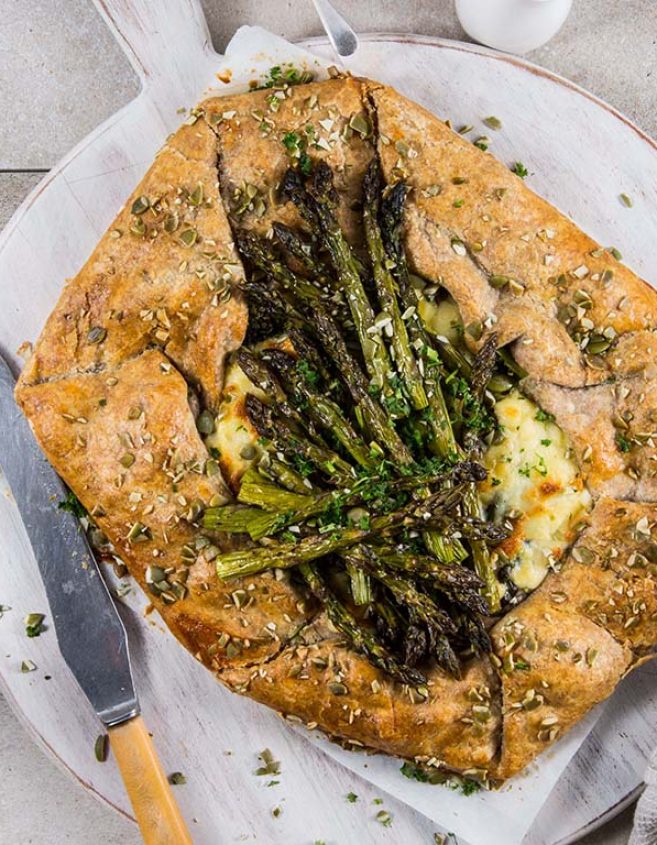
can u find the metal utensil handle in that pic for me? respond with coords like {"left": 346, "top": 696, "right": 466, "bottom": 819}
{"left": 311, "top": 0, "right": 359, "bottom": 57}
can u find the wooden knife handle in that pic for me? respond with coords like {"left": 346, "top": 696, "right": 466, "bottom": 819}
{"left": 108, "top": 716, "right": 193, "bottom": 845}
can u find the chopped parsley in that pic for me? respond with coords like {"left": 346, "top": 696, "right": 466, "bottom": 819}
{"left": 358, "top": 514, "right": 371, "bottom": 530}
{"left": 535, "top": 455, "right": 548, "bottom": 477}
{"left": 519, "top": 456, "right": 548, "bottom": 478}
{"left": 58, "top": 490, "right": 86, "bottom": 519}
{"left": 535, "top": 408, "right": 555, "bottom": 423}
{"left": 257, "top": 64, "right": 314, "bottom": 90}
{"left": 512, "top": 161, "right": 529, "bottom": 178}
{"left": 382, "top": 375, "right": 411, "bottom": 418}
{"left": 400, "top": 761, "right": 431, "bottom": 782}
{"left": 540, "top": 438, "right": 552, "bottom": 447}
{"left": 282, "top": 131, "right": 302, "bottom": 153}
{"left": 616, "top": 433, "right": 633, "bottom": 453}
{"left": 297, "top": 359, "right": 321, "bottom": 388}
{"left": 282, "top": 130, "right": 313, "bottom": 175}
{"left": 346, "top": 791, "right": 358, "bottom": 803}
{"left": 299, "top": 152, "right": 312, "bottom": 175}
{"left": 290, "top": 454, "right": 314, "bottom": 478}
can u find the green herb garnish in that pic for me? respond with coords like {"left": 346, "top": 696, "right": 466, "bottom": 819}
{"left": 25, "top": 613, "right": 45, "bottom": 638}
{"left": 58, "top": 490, "right": 86, "bottom": 519}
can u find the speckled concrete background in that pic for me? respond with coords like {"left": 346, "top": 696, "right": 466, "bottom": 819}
{"left": 1, "top": 1, "right": 655, "bottom": 842}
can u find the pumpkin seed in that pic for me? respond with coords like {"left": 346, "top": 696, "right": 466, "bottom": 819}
{"left": 349, "top": 112, "right": 371, "bottom": 137}
{"left": 189, "top": 183, "right": 204, "bottom": 206}
{"left": 489, "top": 274, "right": 510, "bottom": 289}
{"left": 483, "top": 115, "right": 502, "bottom": 130}
{"left": 131, "top": 195, "right": 150, "bottom": 215}
{"left": 164, "top": 211, "right": 179, "bottom": 233}
{"left": 180, "top": 228, "right": 198, "bottom": 247}
{"left": 128, "top": 522, "right": 151, "bottom": 543}
{"left": 197, "top": 410, "right": 215, "bottom": 435}
{"left": 130, "top": 218, "right": 146, "bottom": 236}
{"left": 488, "top": 374, "right": 514, "bottom": 395}
{"left": 94, "top": 734, "right": 109, "bottom": 762}
{"left": 146, "top": 565, "right": 166, "bottom": 584}
{"left": 586, "top": 336, "right": 612, "bottom": 355}
{"left": 205, "top": 459, "right": 220, "bottom": 476}
{"left": 87, "top": 326, "right": 107, "bottom": 344}
{"left": 465, "top": 320, "right": 483, "bottom": 341}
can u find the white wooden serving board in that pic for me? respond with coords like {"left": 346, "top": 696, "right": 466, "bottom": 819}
{"left": 0, "top": 3, "right": 656, "bottom": 843}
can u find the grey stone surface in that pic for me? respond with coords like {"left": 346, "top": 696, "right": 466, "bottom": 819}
{"left": 0, "top": 0, "right": 140, "bottom": 169}
{"left": 0, "top": 691, "right": 140, "bottom": 845}
{"left": 2, "top": 0, "right": 655, "bottom": 841}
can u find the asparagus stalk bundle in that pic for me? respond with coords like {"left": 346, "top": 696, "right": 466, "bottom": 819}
{"left": 202, "top": 157, "right": 522, "bottom": 684}
{"left": 380, "top": 180, "right": 502, "bottom": 611}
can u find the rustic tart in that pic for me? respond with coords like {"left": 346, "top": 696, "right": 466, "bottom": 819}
{"left": 16, "top": 71, "right": 657, "bottom": 785}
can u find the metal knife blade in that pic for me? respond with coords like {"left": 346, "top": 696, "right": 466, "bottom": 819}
{"left": 0, "top": 354, "right": 139, "bottom": 726}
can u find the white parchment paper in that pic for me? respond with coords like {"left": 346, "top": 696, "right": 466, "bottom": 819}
{"left": 203, "top": 25, "right": 605, "bottom": 844}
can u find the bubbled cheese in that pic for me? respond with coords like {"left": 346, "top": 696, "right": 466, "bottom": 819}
{"left": 205, "top": 359, "right": 263, "bottom": 492}
{"left": 205, "top": 336, "right": 296, "bottom": 491}
{"left": 418, "top": 296, "right": 462, "bottom": 343}
{"left": 480, "top": 390, "right": 592, "bottom": 591}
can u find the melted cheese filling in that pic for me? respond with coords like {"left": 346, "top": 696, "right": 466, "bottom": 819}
{"left": 205, "top": 337, "right": 297, "bottom": 490}
{"left": 205, "top": 359, "right": 263, "bottom": 490}
{"left": 418, "top": 296, "right": 462, "bottom": 343}
{"left": 479, "top": 390, "right": 592, "bottom": 591}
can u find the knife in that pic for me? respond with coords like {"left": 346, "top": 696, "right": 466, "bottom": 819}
{"left": 0, "top": 353, "right": 192, "bottom": 845}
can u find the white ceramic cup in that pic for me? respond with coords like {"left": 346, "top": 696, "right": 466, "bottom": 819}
{"left": 455, "top": 0, "right": 573, "bottom": 55}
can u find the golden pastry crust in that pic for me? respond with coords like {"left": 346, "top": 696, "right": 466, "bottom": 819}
{"left": 222, "top": 615, "right": 502, "bottom": 773}
{"left": 18, "top": 119, "right": 247, "bottom": 409}
{"left": 368, "top": 83, "right": 657, "bottom": 387}
{"left": 16, "top": 75, "right": 657, "bottom": 784}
